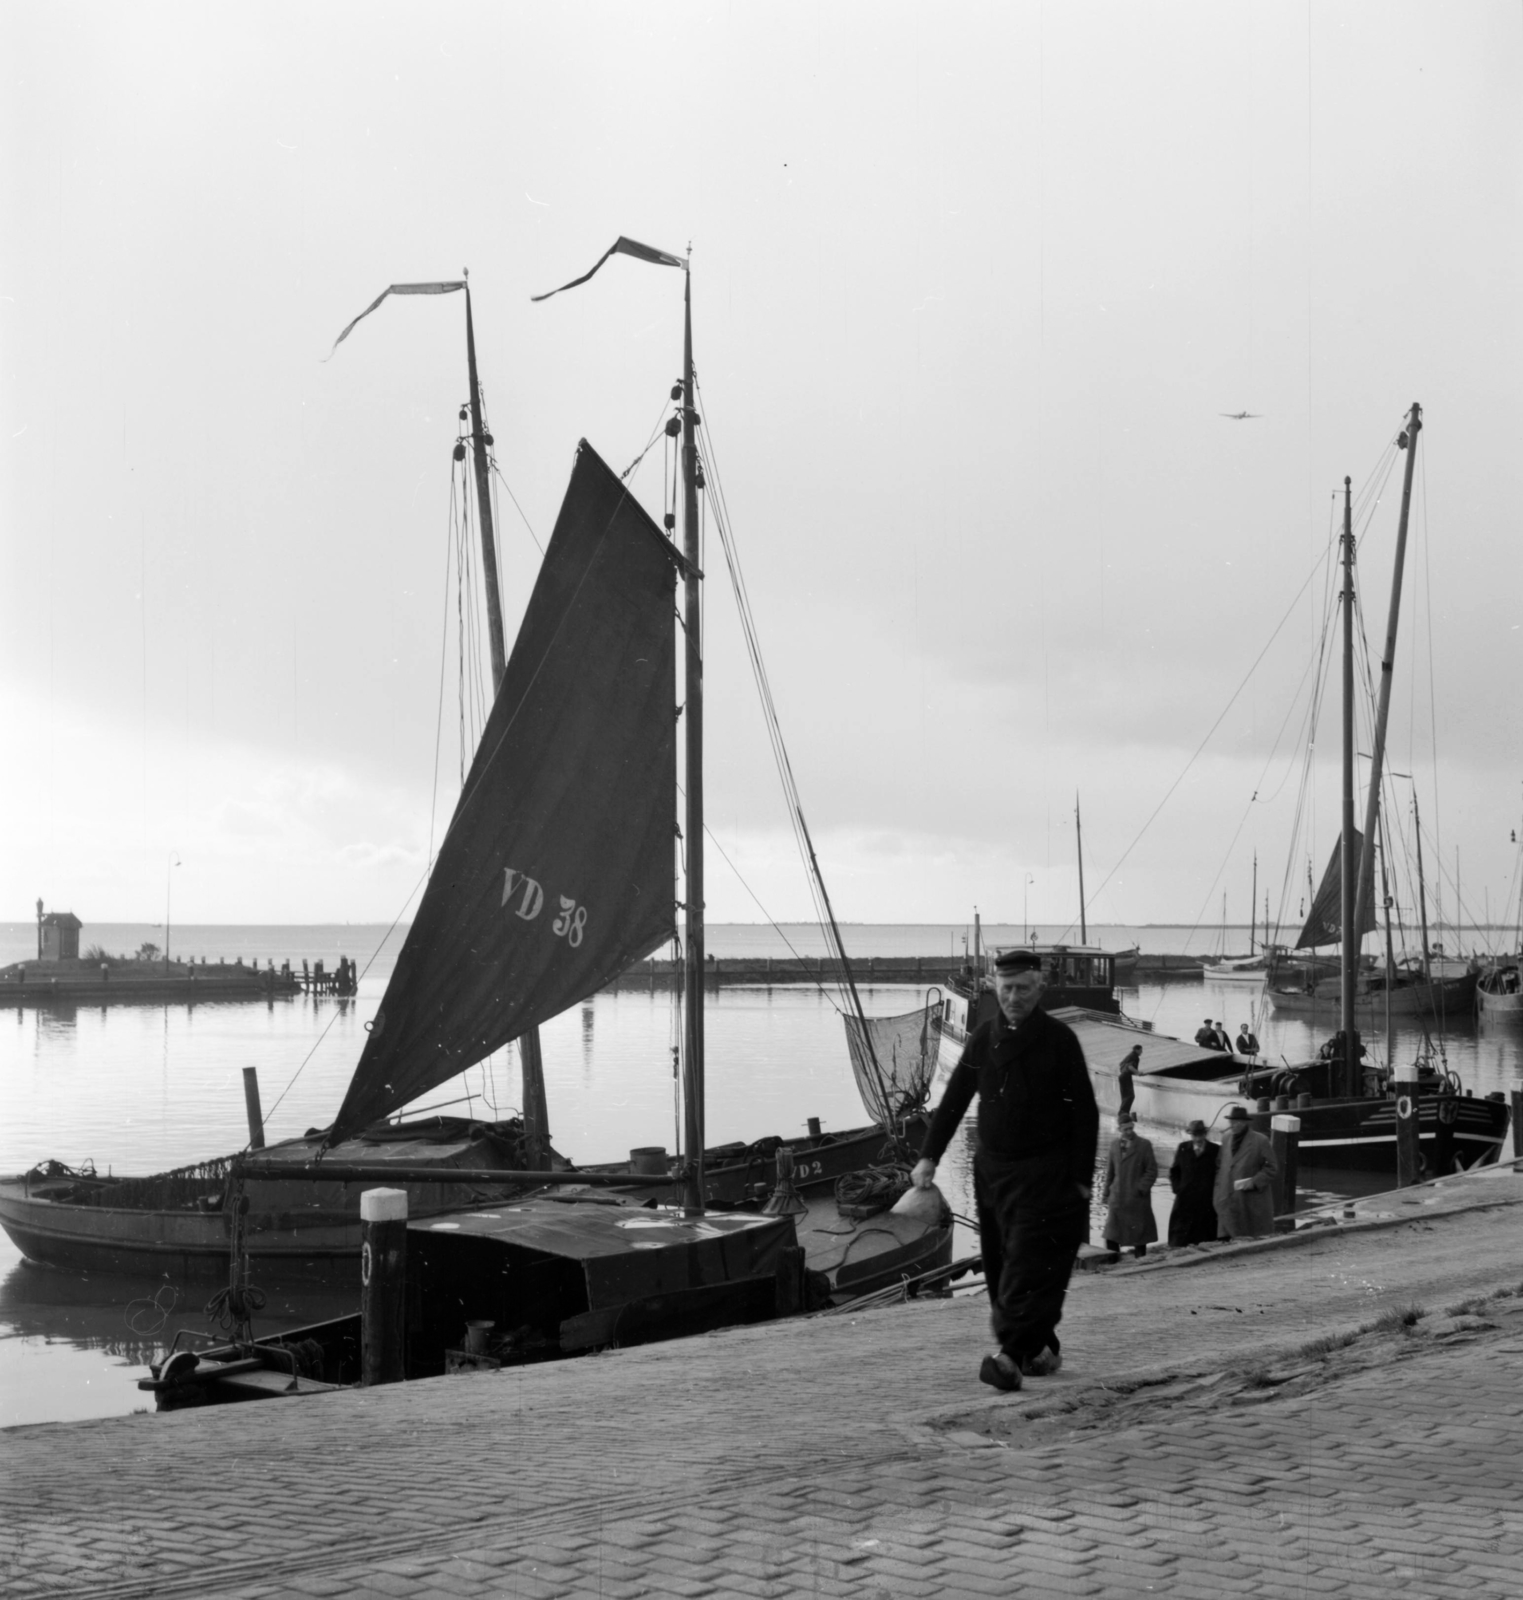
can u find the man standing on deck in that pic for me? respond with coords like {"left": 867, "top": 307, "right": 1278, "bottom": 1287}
{"left": 1117, "top": 1043, "right": 1142, "bottom": 1115}
{"left": 910, "top": 950, "right": 1099, "bottom": 1393}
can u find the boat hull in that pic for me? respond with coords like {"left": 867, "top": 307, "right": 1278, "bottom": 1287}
{"left": 1266, "top": 971, "right": 1477, "bottom": 1022}
{"left": 1085, "top": 1056, "right": 1508, "bottom": 1179}
{"left": 0, "top": 1114, "right": 931, "bottom": 1280}
{"left": 1040, "top": 1009, "right": 1511, "bottom": 1179}
{"left": 1201, "top": 962, "right": 1268, "bottom": 983}
{"left": 1477, "top": 964, "right": 1523, "bottom": 1020}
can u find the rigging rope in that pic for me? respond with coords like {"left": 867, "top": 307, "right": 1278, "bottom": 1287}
{"left": 1068, "top": 430, "right": 1404, "bottom": 951}
{"left": 692, "top": 372, "right": 896, "bottom": 1118}
{"left": 489, "top": 459, "right": 544, "bottom": 554}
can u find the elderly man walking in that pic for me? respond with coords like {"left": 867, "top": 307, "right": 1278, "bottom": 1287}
{"left": 1213, "top": 1105, "right": 1279, "bottom": 1239}
{"left": 911, "top": 949, "right": 1099, "bottom": 1393}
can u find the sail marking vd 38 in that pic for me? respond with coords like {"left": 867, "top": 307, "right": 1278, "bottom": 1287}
{"left": 329, "top": 443, "right": 680, "bottom": 1143}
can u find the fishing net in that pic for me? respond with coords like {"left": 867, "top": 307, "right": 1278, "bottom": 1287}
{"left": 843, "top": 1002, "right": 939, "bottom": 1127}
{"left": 51, "top": 1155, "right": 239, "bottom": 1212}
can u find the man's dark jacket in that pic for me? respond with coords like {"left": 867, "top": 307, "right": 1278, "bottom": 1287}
{"left": 924, "top": 1005, "right": 1099, "bottom": 1188}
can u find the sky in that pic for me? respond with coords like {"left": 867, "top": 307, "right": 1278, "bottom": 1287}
{"left": 3, "top": 2, "right": 1520, "bottom": 941}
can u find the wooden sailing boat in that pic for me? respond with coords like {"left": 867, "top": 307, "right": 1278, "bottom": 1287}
{"left": 1266, "top": 409, "right": 1477, "bottom": 1028}
{"left": 0, "top": 260, "right": 941, "bottom": 1305}
{"left": 1477, "top": 808, "right": 1523, "bottom": 1020}
{"left": 380, "top": 241, "right": 949, "bottom": 1358}
{"left": 1203, "top": 858, "right": 1274, "bottom": 982}
{"left": 1077, "top": 407, "right": 1507, "bottom": 1177}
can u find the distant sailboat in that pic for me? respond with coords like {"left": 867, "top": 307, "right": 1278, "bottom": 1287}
{"left": 1082, "top": 408, "right": 1507, "bottom": 1177}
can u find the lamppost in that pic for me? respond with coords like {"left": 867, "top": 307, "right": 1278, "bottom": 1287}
{"left": 165, "top": 852, "right": 181, "bottom": 971}
{"left": 1023, "top": 874, "right": 1035, "bottom": 944}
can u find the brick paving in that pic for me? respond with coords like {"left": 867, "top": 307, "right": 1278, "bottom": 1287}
{"left": 3, "top": 1163, "right": 1522, "bottom": 1598}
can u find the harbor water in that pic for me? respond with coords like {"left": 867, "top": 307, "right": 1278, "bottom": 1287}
{"left": 2, "top": 922, "right": 1519, "bottom": 1428}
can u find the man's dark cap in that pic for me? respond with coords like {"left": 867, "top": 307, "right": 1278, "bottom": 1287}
{"left": 1224, "top": 1105, "right": 1249, "bottom": 1122}
{"left": 1186, "top": 1119, "right": 1208, "bottom": 1136}
{"left": 994, "top": 950, "right": 1042, "bottom": 974}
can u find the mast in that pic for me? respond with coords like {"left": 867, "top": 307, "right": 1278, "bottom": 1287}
{"left": 1250, "top": 852, "right": 1258, "bottom": 956}
{"left": 464, "top": 281, "right": 508, "bottom": 692}
{"left": 1075, "top": 793, "right": 1087, "bottom": 944}
{"left": 1339, "top": 476, "right": 1359, "bottom": 1097}
{"left": 1377, "top": 820, "right": 1397, "bottom": 1069}
{"left": 1413, "top": 792, "right": 1432, "bottom": 983}
{"left": 1514, "top": 799, "right": 1523, "bottom": 955}
{"left": 1353, "top": 403, "right": 1422, "bottom": 969}
{"left": 464, "top": 277, "right": 550, "bottom": 1167}
{"left": 1455, "top": 848, "right": 1462, "bottom": 957}
{"left": 680, "top": 261, "right": 706, "bottom": 1212}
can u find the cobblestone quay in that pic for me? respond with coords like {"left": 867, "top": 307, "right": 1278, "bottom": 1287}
{"left": 4, "top": 1162, "right": 1522, "bottom": 1599}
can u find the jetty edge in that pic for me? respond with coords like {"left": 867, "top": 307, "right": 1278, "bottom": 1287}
{"left": 4, "top": 1159, "right": 1521, "bottom": 1598}
{"left": 0, "top": 955, "right": 357, "bottom": 1003}
{"left": 599, "top": 949, "right": 1203, "bottom": 990}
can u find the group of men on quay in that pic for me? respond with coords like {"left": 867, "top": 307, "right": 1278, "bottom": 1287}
{"left": 911, "top": 949, "right": 1280, "bottom": 1395}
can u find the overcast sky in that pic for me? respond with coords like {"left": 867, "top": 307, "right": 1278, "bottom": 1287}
{"left": 3, "top": 3, "right": 1520, "bottom": 939}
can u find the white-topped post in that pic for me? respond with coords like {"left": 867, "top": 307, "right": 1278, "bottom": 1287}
{"left": 360, "top": 1187, "right": 408, "bottom": 1385}
{"left": 1394, "top": 1072, "right": 1422, "bottom": 1187}
{"left": 1270, "top": 1114, "right": 1300, "bottom": 1227}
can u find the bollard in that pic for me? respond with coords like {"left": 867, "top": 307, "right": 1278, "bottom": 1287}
{"left": 1270, "top": 1114, "right": 1300, "bottom": 1227}
{"left": 1512, "top": 1090, "right": 1523, "bottom": 1161}
{"left": 1394, "top": 1073, "right": 1422, "bottom": 1187}
{"left": 241, "top": 1067, "right": 266, "bottom": 1149}
{"left": 762, "top": 1147, "right": 807, "bottom": 1219}
{"left": 360, "top": 1188, "right": 408, "bottom": 1385}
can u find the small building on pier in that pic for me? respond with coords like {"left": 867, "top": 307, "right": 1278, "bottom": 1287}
{"left": 37, "top": 908, "right": 82, "bottom": 963}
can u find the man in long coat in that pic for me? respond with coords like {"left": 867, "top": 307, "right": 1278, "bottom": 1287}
{"left": 1168, "top": 1118, "right": 1219, "bottom": 1245}
{"left": 1101, "top": 1112, "right": 1157, "bottom": 1258}
{"left": 911, "top": 950, "right": 1099, "bottom": 1393}
{"left": 1212, "top": 1105, "right": 1278, "bottom": 1239}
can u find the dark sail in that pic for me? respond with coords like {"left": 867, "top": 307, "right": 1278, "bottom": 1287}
{"left": 329, "top": 443, "right": 680, "bottom": 1142}
{"left": 1295, "top": 832, "right": 1377, "bottom": 950}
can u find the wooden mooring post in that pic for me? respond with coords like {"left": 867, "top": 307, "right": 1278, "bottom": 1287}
{"left": 241, "top": 1066, "right": 265, "bottom": 1150}
{"left": 360, "top": 1188, "right": 408, "bottom": 1385}
{"left": 1394, "top": 1071, "right": 1422, "bottom": 1187}
{"left": 1512, "top": 1089, "right": 1523, "bottom": 1161}
{"left": 1270, "top": 1113, "right": 1299, "bottom": 1228}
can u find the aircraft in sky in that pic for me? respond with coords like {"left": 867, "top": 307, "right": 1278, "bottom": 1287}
{"left": 1219, "top": 410, "right": 1263, "bottom": 420}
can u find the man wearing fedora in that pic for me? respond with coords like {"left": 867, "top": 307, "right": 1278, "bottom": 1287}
{"left": 1213, "top": 1105, "right": 1279, "bottom": 1239}
{"left": 1168, "top": 1118, "right": 1220, "bottom": 1245}
{"left": 911, "top": 948, "right": 1099, "bottom": 1393}
{"left": 1101, "top": 1111, "right": 1158, "bottom": 1259}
